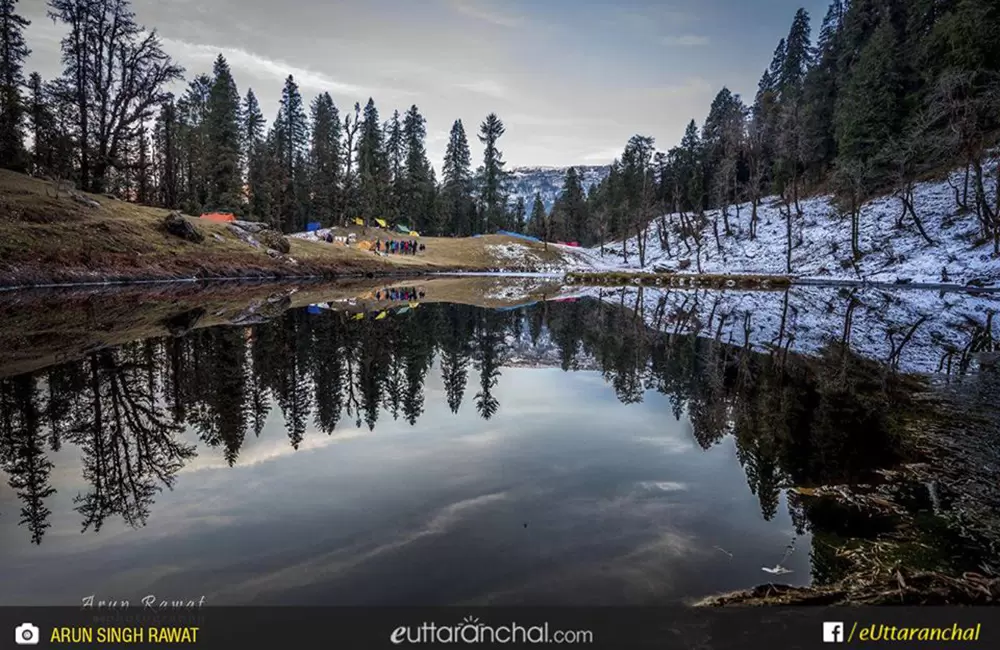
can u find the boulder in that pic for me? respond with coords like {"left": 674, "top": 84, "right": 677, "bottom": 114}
{"left": 653, "top": 262, "right": 676, "bottom": 273}
{"left": 69, "top": 191, "right": 101, "bottom": 209}
{"left": 259, "top": 229, "right": 291, "bottom": 254}
{"left": 163, "top": 211, "right": 204, "bottom": 243}
{"left": 677, "top": 259, "right": 692, "bottom": 270}
{"left": 232, "top": 220, "right": 269, "bottom": 234}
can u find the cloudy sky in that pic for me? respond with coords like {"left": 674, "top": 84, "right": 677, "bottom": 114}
{"left": 21, "top": 0, "right": 829, "bottom": 170}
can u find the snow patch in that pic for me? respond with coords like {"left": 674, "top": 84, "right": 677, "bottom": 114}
{"left": 575, "top": 160, "right": 1000, "bottom": 286}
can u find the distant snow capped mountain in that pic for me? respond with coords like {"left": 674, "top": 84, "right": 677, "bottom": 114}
{"left": 508, "top": 165, "right": 610, "bottom": 215}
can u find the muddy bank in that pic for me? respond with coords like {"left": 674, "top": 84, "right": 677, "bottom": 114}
{"left": 697, "top": 371, "right": 1000, "bottom": 606}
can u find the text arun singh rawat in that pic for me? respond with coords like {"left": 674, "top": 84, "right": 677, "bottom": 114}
{"left": 50, "top": 627, "right": 199, "bottom": 644}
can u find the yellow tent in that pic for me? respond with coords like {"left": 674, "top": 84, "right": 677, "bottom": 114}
{"left": 409, "top": 231, "right": 420, "bottom": 237}
{"left": 353, "top": 217, "right": 364, "bottom": 226}
{"left": 375, "top": 218, "right": 388, "bottom": 228}
{"left": 375, "top": 311, "right": 388, "bottom": 320}
{"left": 352, "top": 312, "right": 365, "bottom": 320}
{"left": 408, "top": 301, "right": 420, "bottom": 309}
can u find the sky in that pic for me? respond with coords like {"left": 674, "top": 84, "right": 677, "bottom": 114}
{"left": 20, "top": 0, "right": 830, "bottom": 171}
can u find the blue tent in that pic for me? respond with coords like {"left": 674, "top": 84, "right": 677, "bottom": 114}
{"left": 307, "top": 305, "right": 322, "bottom": 315}
{"left": 497, "top": 230, "right": 541, "bottom": 243}
{"left": 306, "top": 222, "right": 322, "bottom": 232}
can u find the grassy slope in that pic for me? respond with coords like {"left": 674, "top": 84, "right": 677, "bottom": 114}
{"left": 0, "top": 170, "right": 578, "bottom": 287}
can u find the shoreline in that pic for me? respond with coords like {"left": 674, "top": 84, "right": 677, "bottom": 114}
{"left": 4, "top": 267, "right": 999, "bottom": 294}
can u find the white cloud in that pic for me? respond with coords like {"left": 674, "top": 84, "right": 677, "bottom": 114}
{"left": 457, "top": 78, "right": 509, "bottom": 99}
{"left": 159, "top": 36, "right": 369, "bottom": 96}
{"left": 448, "top": 0, "right": 524, "bottom": 27}
{"left": 662, "top": 34, "right": 709, "bottom": 46}
{"left": 583, "top": 147, "right": 623, "bottom": 163}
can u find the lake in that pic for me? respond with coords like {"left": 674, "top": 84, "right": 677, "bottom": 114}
{"left": 0, "top": 279, "right": 997, "bottom": 606}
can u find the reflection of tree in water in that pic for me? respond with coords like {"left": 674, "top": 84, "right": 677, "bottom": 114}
{"left": 440, "top": 306, "right": 475, "bottom": 414}
{"left": 0, "top": 289, "right": 983, "bottom": 548}
{"left": 70, "top": 348, "right": 196, "bottom": 532}
{"left": 0, "top": 376, "right": 56, "bottom": 544}
{"left": 473, "top": 309, "right": 509, "bottom": 420}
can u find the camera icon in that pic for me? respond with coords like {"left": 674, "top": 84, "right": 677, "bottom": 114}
{"left": 15, "top": 623, "right": 40, "bottom": 645}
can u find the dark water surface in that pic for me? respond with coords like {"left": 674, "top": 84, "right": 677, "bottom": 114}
{"left": 0, "top": 288, "right": 991, "bottom": 605}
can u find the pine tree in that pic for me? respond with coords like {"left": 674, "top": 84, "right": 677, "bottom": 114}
{"left": 622, "top": 134, "right": 656, "bottom": 266}
{"left": 701, "top": 87, "right": 745, "bottom": 231}
{"left": 441, "top": 119, "right": 474, "bottom": 235}
{"left": 0, "top": 0, "right": 30, "bottom": 170}
{"left": 309, "top": 92, "right": 341, "bottom": 226}
{"left": 559, "top": 167, "right": 588, "bottom": 244}
{"left": 356, "top": 98, "right": 387, "bottom": 225}
{"left": 835, "top": 15, "right": 902, "bottom": 168}
{"left": 153, "top": 96, "right": 180, "bottom": 208}
{"left": 477, "top": 113, "right": 509, "bottom": 233}
{"left": 205, "top": 55, "right": 243, "bottom": 213}
{"left": 801, "top": 1, "right": 846, "bottom": 180}
{"left": 529, "top": 192, "right": 548, "bottom": 246}
{"left": 385, "top": 109, "right": 404, "bottom": 222}
{"left": 277, "top": 75, "right": 309, "bottom": 231}
{"left": 177, "top": 75, "right": 213, "bottom": 213}
{"left": 402, "top": 104, "right": 434, "bottom": 232}
{"left": 513, "top": 196, "right": 526, "bottom": 232}
{"left": 26, "top": 72, "right": 54, "bottom": 176}
{"left": 242, "top": 88, "right": 266, "bottom": 220}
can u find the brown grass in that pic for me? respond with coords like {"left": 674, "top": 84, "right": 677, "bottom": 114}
{"left": 0, "top": 170, "right": 579, "bottom": 287}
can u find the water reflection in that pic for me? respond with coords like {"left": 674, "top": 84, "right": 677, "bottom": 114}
{"left": 0, "top": 289, "right": 995, "bottom": 604}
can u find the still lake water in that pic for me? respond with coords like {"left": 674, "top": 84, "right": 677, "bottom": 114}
{"left": 0, "top": 288, "right": 987, "bottom": 605}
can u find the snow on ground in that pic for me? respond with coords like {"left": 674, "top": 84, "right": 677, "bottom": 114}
{"left": 557, "top": 284, "right": 999, "bottom": 376}
{"left": 485, "top": 243, "right": 546, "bottom": 267}
{"left": 482, "top": 276, "right": 554, "bottom": 301}
{"left": 577, "top": 160, "right": 999, "bottom": 286}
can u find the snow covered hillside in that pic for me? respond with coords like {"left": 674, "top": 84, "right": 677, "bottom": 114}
{"left": 574, "top": 162, "right": 999, "bottom": 287}
{"left": 508, "top": 166, "right": 610, "bottom": 214}
{"left": 555, "top": 285, "right": 999, "bottom": 376}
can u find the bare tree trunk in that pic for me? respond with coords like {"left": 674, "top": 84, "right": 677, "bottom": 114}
{"left": 783, "top": 198, "right": 793, "bottom": 274}
{"left": 678, "top": 211, "right": 693, "bottom": 253}
{"left": 899, "top": 186, "right": 935, "bottom": 245}
{"left": 792, "top": 174, "right": 803, "bottom": 218}
{"left": 694, "top": 219, "right": 704, "bottom": 273}
{"left": 972, "top": 158, "right": 998, "bottom": 250}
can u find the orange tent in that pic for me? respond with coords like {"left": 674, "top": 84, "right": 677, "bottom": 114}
{"left": 200, "top": 212, "right": 235, "bottom": 222}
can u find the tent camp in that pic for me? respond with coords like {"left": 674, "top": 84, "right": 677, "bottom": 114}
{"left": 201, "top": 212, "right": 235, "bottom": 222}
{"left": 395, "top": 224, "right": 411, "bottom": 234}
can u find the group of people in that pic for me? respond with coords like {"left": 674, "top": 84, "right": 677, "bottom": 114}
{"left": 375, "top": 288, "right": 425, "bottom": 301}
{"left": 376, "top": 239, "right": 423, "bottom": 255}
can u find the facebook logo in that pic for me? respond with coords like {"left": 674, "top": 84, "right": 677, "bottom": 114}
{"left": 823, "top": 622, "right": 845, "bottom": 643}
